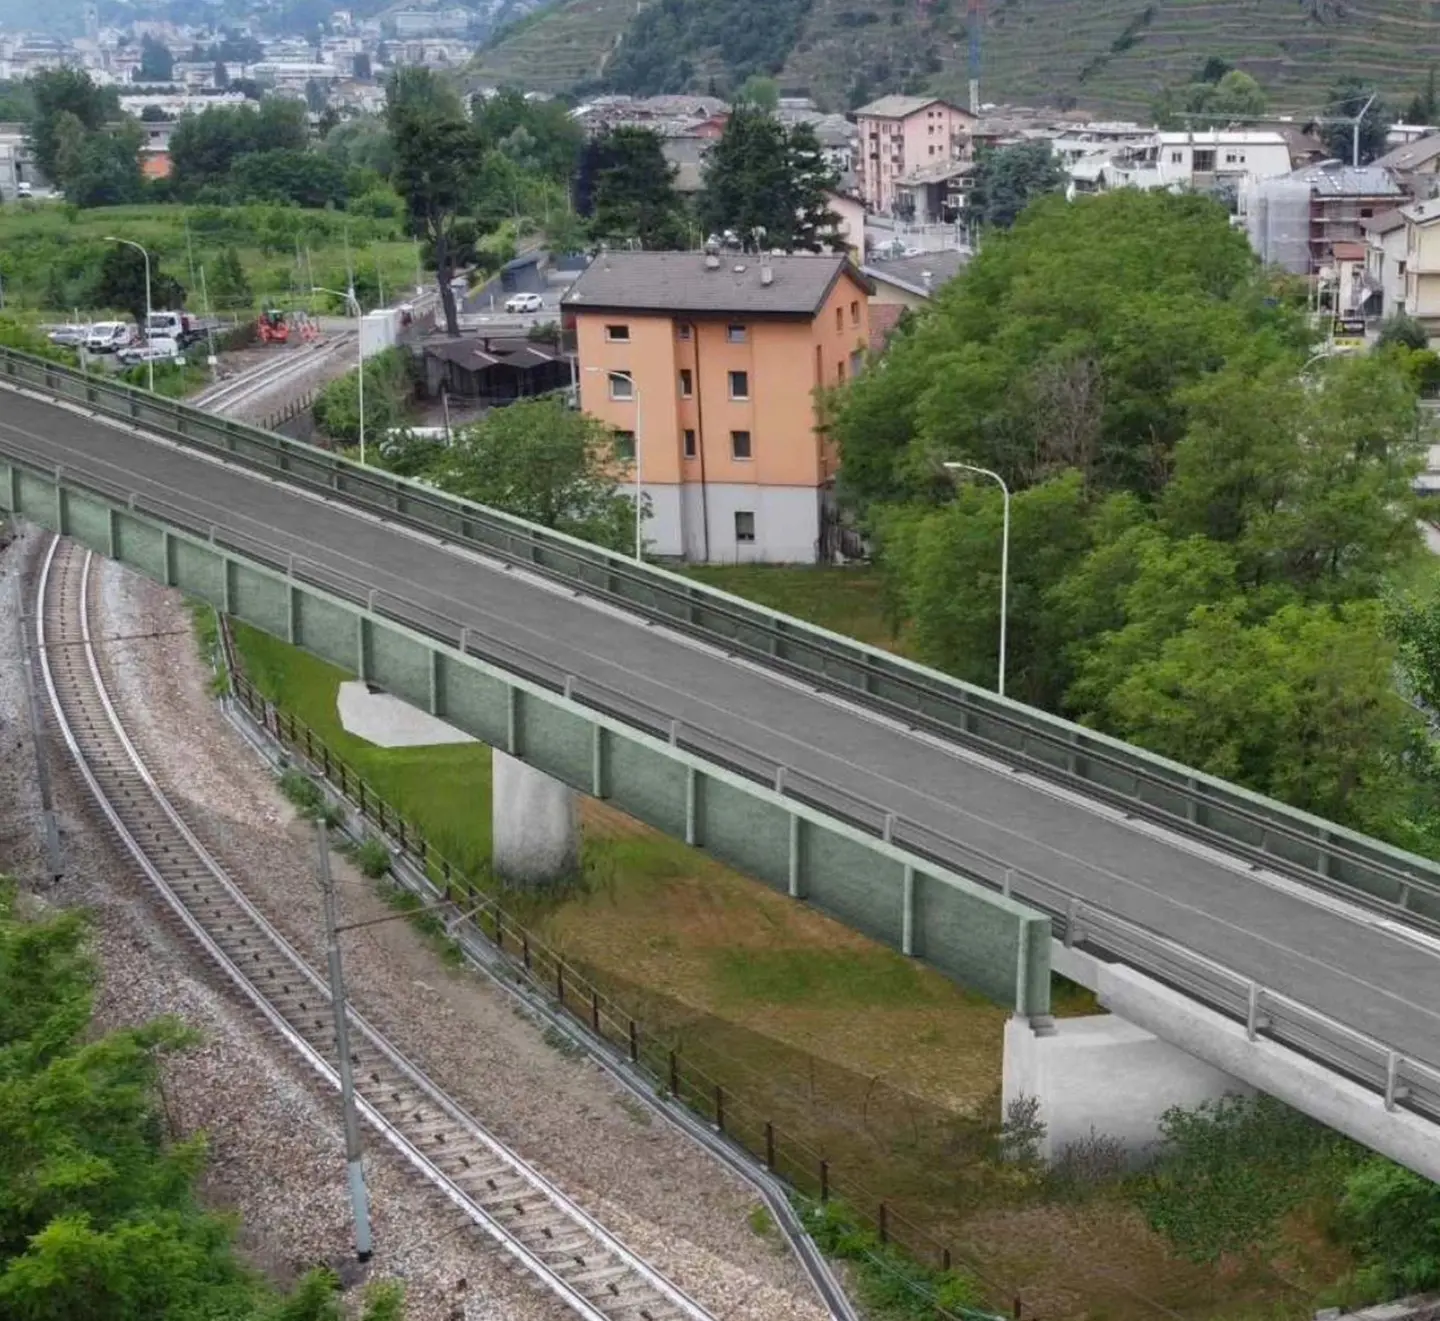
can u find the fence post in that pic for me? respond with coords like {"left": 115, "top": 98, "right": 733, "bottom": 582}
{"left": 378, "top": 801, "right": 389, "bottom": 834}
{"left": 321, "top": 746, "right": 330, "bottom": 778}
{"left": 628, "top": 1019, "right": 638, "bottom": 1064}
{"left": 494, "top": 910, "right": 504, "bottom": 951}
{"left": 338, "top": 763, "right": 349, "bottom": 797}
{"left": 878, "top": 1202, "right": 888, "bottom": 1244}
{"left": 522, "top": 931, "right": 531, "bottom": 970}
{"left": 303, "top": 727, "right": 314, "bottom": 762}
{"left": 820, "top": 1159, "right": 829, "bottom": 1202}
{"left": 668, "top": 1050, "right": 678, "bottom": 1098}
{"left": 942, "top": 1247, "right": 951, "bottom": 1273}
{"left": 714, "top": 1085, "right": 725, "bottom": 1133}
{"left": 556, "top": 960, "right": 565, "bottom": 1007}
{"left": 764, "top": 1122, "right": 775, "bottom": 1171}
{"left": 358, "top": 782, "right": 367, "bottom": 818}
{"left": 397, "top": 818, "right": 407, "bottom": 852}
{"left": 441, "top": 857, "right": 452, "bottom": 900}
{"left": 590, "top": 989, "right": 600, "bottom": 1035}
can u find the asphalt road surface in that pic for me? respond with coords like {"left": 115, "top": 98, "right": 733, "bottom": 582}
{"left": 4, "top": 387, "right": 1438, "bottom": 1071}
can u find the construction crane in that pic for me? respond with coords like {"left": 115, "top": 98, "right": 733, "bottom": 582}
{"left": 967, "top": 0, "right": 984, "bottom": 114}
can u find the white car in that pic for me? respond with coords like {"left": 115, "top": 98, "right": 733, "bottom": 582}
{"left": 16, "top": 181, "right": 32, "bottom": 199}
{"left": 504, "top": 292, "right": 543, "bottom": 313}
{"left": 117, "top": 335, "right": 180, "bottom": 367}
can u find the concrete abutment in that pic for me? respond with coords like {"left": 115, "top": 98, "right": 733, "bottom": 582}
{"left": 1002, "top": 1012, "right": 1252, "bottom": 1164}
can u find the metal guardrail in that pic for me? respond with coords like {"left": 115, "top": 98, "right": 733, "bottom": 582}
{"left": 4, "top": 425, "right": 1440, "bottom": 1141}
{"left": 4, "top": 345, "right": 1437, "bottom": 938}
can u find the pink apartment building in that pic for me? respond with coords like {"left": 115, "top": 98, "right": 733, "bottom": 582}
{"left": 854, "top": 95, "right": 977, "bottom": 215}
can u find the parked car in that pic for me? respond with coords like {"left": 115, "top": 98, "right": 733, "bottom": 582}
{"left": 504, "top": 292, "right": 543, "bottom": 313}
{"left": 16, "top": 181, "right": 32, "bottom": 199}
{"left": 85, "top": 322, "right": 134, "bottom": 353}
{"left": 47, "top": 323, "right": 90, "bottom": 346}
{"left": 117, "top": 335, "right": 180, "bottom": 367}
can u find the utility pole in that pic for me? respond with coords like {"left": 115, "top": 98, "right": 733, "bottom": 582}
{"left": 1353, "top": 92, "right": 1378, "bottom": 169}
{"left": 317, "top": 821, "right": 373, "bottom": 1263}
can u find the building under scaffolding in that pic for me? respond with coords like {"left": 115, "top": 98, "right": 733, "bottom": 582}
{"left": 1241, "top": 175, "right": 1312, "bottom": 274}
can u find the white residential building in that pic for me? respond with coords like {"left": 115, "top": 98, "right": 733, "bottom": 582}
{"left": 1362, "top": 209, "right": 1407, "bottom": 319}
{"left": 1400, "top": 197, "right": 1440, "bottom": 331}
{"left": 1147, "top": 130, "right": 1293, "bottom": 189}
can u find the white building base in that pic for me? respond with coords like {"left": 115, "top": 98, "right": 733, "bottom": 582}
{"left": 492, "top": 749, "right": 580, "bottom": 886}
{"left": 642, "top": 483, "right": 823, "bottom": 563}
{"left": 1002, "top": 1013, "right": 1251, "bottom": 1165}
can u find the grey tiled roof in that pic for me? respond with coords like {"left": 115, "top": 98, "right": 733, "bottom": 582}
{"left": 863, "top": 250, "right": 969, "bottom": 295}
{"left": 1374, "top": 134, "right": 1440, "bottom": 171}
{"left": 854, "top": 94, "right": 958, "bottom": 119}
{"left": 561, "top": 251, "right": 867, "bottom": 316}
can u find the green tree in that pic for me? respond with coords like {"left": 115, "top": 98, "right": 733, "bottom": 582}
{"left": 473, "top": 86, "right": 582, "bottom": 184}
{"left": 94, "top": 243, "right": 185, "bottom": 327}
{"left": 138, "top": 35, "right": 174, "bottom": 83}
{"left": 64, "top": 125, "right": 144, "bottom": 208}
{"left": 735, "top": 73, "right": 780, "bottom": 110}
{"left": 229, "top": 148, "right": 350, "bottom": 208}
{"left": 578, "top": 126, "right": 687, "bottom": 249}
{"left": 170, "top": 99, "right": 309, "bottom": 195}
{"left": 1340, "top": 1159, "right": 1440, "bottom": 1296}
{"left": 1378, "top": 311, "right": 1429, "bottom": 350}
{"left": 1320, "top": 77, "right": 1391, "bottom": 165}
{"left": 699, "top": 104, "right": 841, "bottom": 251}
{"left": 1404, "top": 65, "right": 1438, "bottom": 125}
{"left": 312, "top": 347, "right": 413, "bottom": 443}
{"left": 208, "top": 245, "right": 253, "bottom": 310}
{"left": 324, "top": 115, "right": 393, "bottom": 176}
{"left": 875, "top": 471, "right": 1091, "bottom": 706}
{"left": 967, "top": 141, "right": 1066, "bottom": 230}
{"left": 414, "top": 396, "right": 643, "bottom": 551}
{"left": 26, "top": 68, "right": 118, "bottom": 184}
{"left": 386, "top": 68, "right": 483, "bottom": 336}
{"left": 834, "top": 190, "right": 1288, "bottom": 514}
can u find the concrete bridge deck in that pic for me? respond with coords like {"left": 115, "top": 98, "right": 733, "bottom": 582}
{"left": 4, "top": 387, "right": 1438, "bottom": 1087}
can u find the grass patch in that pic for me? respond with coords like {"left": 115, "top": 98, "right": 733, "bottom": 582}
{"left": 681, "top": 564, "right": 901, "bottom": 653}
{"left": 276, "top": 768, "right": 343, "bottom": 828}
{"left": 344, "top": 836, "right": 391, "bottom": 880}
{"left": 233, "top": 622, "right": 496, "bottom": 878}
{"left": 377, "top": 880, "right": 465, "bottom": 968}
{"left": 184, "top": 599, "right": 229, "bottom": 696}
{"left": 541, "top": 1023, "right": 588, "bottom": 1059}
{"left": 710, "top": 947, "right": 954, "bottom": 1009}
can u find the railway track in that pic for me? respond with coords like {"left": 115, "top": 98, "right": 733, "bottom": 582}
{"left": 35, "top": 536, "right": 717, "bottom": 1321}
{"left": 192, "top": 332, "right": 356, "bottom": 417}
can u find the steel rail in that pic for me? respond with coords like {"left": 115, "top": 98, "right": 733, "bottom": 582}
{"left": 34, "top": 535, "right": 716, "bottom": 1321}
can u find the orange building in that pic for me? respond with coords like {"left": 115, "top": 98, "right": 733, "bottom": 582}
{"left": 563, "top": 251, "right": 871, "bottom": 563}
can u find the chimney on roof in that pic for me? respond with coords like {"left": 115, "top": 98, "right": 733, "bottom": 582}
{"left": 703, "top": 234, "right": 721, "bottom": 270}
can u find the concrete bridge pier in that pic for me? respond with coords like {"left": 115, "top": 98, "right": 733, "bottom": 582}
{"left": 1002, "top": 1013, "right": 1251, "bottom": 1165}
{"left": 492, "top": 750, "right": 580, "bottom": 886}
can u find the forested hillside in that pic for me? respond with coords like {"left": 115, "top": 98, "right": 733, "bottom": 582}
{"left": 473, "top": 0, "right": 1440, "bottom": 114}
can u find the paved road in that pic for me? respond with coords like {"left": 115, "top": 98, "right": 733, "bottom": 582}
{"left": 4, "top": 388, "right": 1439, "bottom": 1071}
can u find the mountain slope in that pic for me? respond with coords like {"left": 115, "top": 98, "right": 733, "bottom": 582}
{"left": 472, "top": 0, "right": 1440, "bottom": 113}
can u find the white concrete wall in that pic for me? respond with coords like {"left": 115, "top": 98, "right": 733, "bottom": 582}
{"left": 361, "top": 308, "right": 398, "bottom": 358}
{"left": 645, "top": 483, "right": 822, "bottom": 562}
{"left": 1052, "top": 944, "right": 1440, "bottom": 1182}
{"left": 492, "top": 750, "right": 579, "bottom": 886}
{"left": 1003, "top": 1014, "right": 1251, "bottom": 1164}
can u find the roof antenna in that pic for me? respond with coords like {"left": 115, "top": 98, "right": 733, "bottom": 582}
{"left": 755, "top": 228, "right": 773, "bottom": 285}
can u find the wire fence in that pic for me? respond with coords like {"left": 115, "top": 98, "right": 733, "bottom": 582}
{"left": 223, "top": 655, "right": 1018, "bottom": 1318}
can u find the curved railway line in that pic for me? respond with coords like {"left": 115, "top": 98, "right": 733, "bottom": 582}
{"left": 34, "top": 535, "right": 719, "bottom": 1321}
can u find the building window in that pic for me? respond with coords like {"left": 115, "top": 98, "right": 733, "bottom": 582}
{"left": 1193, "top": 149, "right": 1215, "bottom": 172}
{"left": 730, "top": 429, "right": 752, "bottom": 459}
{"left": 835, "top": 307, "right": 844, "bottom": 331}
{"left": 683, "top": 428, "right": 697, "bottom": 458}
{"left": 604, "top": 324, "right": 630, "bottom": 342}
{"left": 850, "top": 300, "right": 860, "bottom": 325}
{"left": 679, "top": 368, "right": 693, "bottom": 397}
{"left": 837, "top": 359, "right": 846, "bottom": 383}
{"left": 608, "top": 372, "right": 634, "bottom": 400}
{"left": 677, "top": 324, "right": 692, "bottom": 340}
{"left": 850, "top": 349, "right": 864, "bottom": 378}
{"left": 613, "top": 430, "right": 635, "bottom": 460}
{"left": 1170, "top": 150, "right": 1183, "bottom": 164}
{"left": 727, "top": 323, "right": 747, "bottom": 342}
{"left": 735, "top": 510, "right": 756, "bottom": 543}
{"left": 728, "top": 369, "right": 749, "bottom": 399}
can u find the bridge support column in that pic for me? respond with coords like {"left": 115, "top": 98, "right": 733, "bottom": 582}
{"left": 492, "top": 750, "right": 579, "bottom": 887}
{"left": 1002, "top": 1013, "right": 1250, "bottom": 1165}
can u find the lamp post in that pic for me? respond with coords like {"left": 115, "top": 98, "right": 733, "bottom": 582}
{"left": 103, "top": 236, "right": 153, "bottom": 395}
{"left": 584, "top": 366, "right": 643, "bottom": 561}
{"left": 314, "top": 286, "right": 365, "bottom": 464}
{"left": 943, "top": 460, "right": 1010, "bottom": 699}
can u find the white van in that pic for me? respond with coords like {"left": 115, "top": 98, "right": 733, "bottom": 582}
{"left": 85, "top": 322, "right": 133, "bottom": 353}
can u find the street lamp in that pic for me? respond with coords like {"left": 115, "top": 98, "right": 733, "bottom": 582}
{"left": 583, "top": 366, "right": 644, "bottom": 561}
{"left": 943, "top": 460, "right": 1010, "bottom": 699}
{"left": 314, "top": 286, "right": 365, "bottom": 464}
{"left": 103, "top": 236, "right": 153, "bottom": 395}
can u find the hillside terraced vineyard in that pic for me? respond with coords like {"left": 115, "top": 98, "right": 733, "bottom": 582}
{"left": 472, "top": 0, "right": 1440, "bottom": 114}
